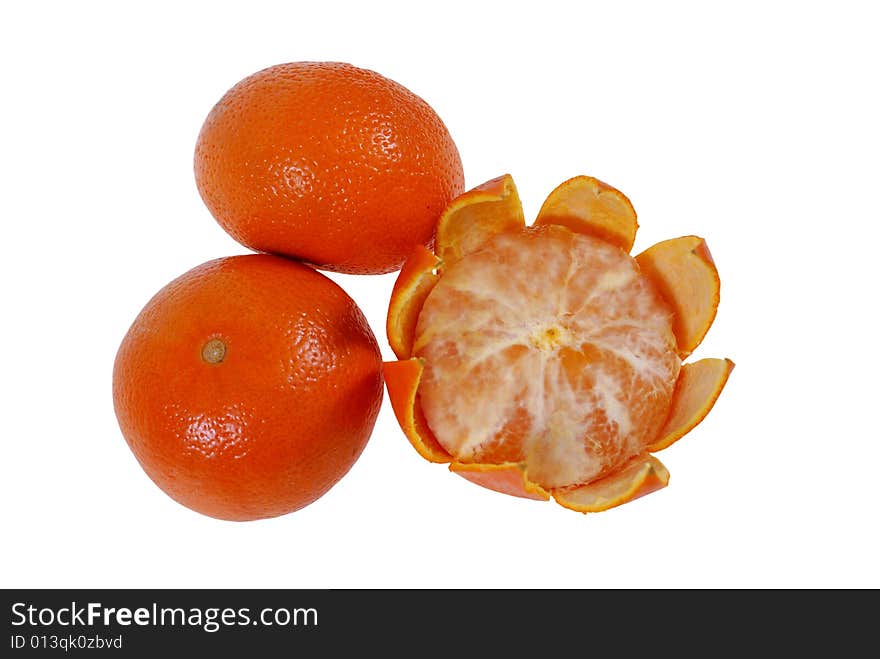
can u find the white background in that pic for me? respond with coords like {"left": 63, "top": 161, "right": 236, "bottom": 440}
{"left": 2, "top": 1, "right": 877, "bottom": 589}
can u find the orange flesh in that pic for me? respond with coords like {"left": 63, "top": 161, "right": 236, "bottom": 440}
{"left": 413, "top": 225, "right": 681, "bottom": 490}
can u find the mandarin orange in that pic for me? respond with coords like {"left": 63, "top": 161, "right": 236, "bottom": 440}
{"left": 194, "top": 61, "right": 464, "bottom": 274}
{"left": 113, "top": 254, "right": 383, "bottom": 521}
{"left": 385, "top": 174, "right": 733, "bottom": 512}
{"left": 413, "top": 225, "right": 681, "bottom": 490}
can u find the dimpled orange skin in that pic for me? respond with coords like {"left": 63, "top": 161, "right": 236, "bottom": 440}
{"left": 112, "top": 255, "right": 383, "bottom": 521}
{"left": 194, "top": 62, "right": 465, "bottom": 275}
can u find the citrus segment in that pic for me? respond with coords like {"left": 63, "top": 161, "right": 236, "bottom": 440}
{"left": 648, "top": 358, "right": 734, "bottom": 452}
{"left": 387, "top": 245, "right": 442, "bottom": 359}
{"left": 414, "top": 225, "right": 680, "bottom": 490}
{"left": 553, "top": 454, "right": 669, "bottom": 513}
{"left": 383, "top": 359, "right": 451, "bottom": 463}
{"left": 535, "top": 176, "right": 638, "bottom": 252}
{"left": 635, "top": 236, "right": 720, "bottom": 358}
{"left": 435, "top": 174, "right": 525, "bottom": 268}
{"left": 449, "top": 462, "right": 550, "bottom": 501}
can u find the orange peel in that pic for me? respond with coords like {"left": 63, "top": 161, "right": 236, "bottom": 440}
{"left": 636, "top": 236, "right": 720, "bottom": 358}
{"left": 385, "top": 174, "right": 732, "bottom": 513}
{"left": 383, "top": 358, "right": 451, "bottom": 463}
{"left": 450, "top": 462, "right": 550, "bottom": 501}
{"left": 387, "top": 245, "right": 441, "bottom": 360}
{"left": 648, "top": 358, "right": 735, "bottom": 452}
{"left": 435, "top": 174, "right": 525, "bottom": 267}
{"left": 553, "top": 455, "right": 670, "bottom": 513}
{"left": 535, "top": 175, "right": 638, "bottom": 252}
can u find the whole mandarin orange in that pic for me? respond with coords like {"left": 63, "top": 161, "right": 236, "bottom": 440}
{"left": 194, "top": 61, "right": 465, "bottom": 274}
{"left": 112, "top": 254, "right": 383, "bottom": 521}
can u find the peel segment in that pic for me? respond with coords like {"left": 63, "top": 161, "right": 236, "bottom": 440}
{"left": 648, "top": 358, "right": 734, "bottom": 452}
{"left": 535, "top": 175, "right": 638, "bottom": 252}
{"left": 383, "top": 359, "right": 451, "bottom": 463}
{"left": 387, "top": 245, "right": 442, "bottom": 359}
{"left": 636, "top": 236, "right": 720, "bottom": 358}
{"left": 553, "top": 455, "right": 669, "bottom": 513}
{"left": 450, "top": 462, "right": 550, "bottom": 501}
{"left": 435, "top": 174, "right": 525, "bottom": 267}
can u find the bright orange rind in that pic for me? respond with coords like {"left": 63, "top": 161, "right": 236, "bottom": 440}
{"left": 636, "top": 236, "right": 720, "bottom": 358}
{"left": 648, "top": 358, "right": 735, "bottom": 452}
{"left": 536, "top": 175, "right": 638, "bottom": 252}
{"left": 383, "top": 358, "right": 450, "bottom": 463}
{"left": 385, "top": 174, "right": 732, "bottom": 513}
{"left": 553, "top": 454, "right": 670, "bottom": 513}
{"left": 387, "top": 245, "right": 441, "bottom": 360}
{"left": 435, "top": 174, "right": 525, "bottom": 267}
{"left": 449, "top": 462, "right": 550, "bottom": 501}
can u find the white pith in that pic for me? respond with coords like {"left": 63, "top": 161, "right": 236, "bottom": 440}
{"left": 413, "top": 227, "right": 681, "bottom": 490}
